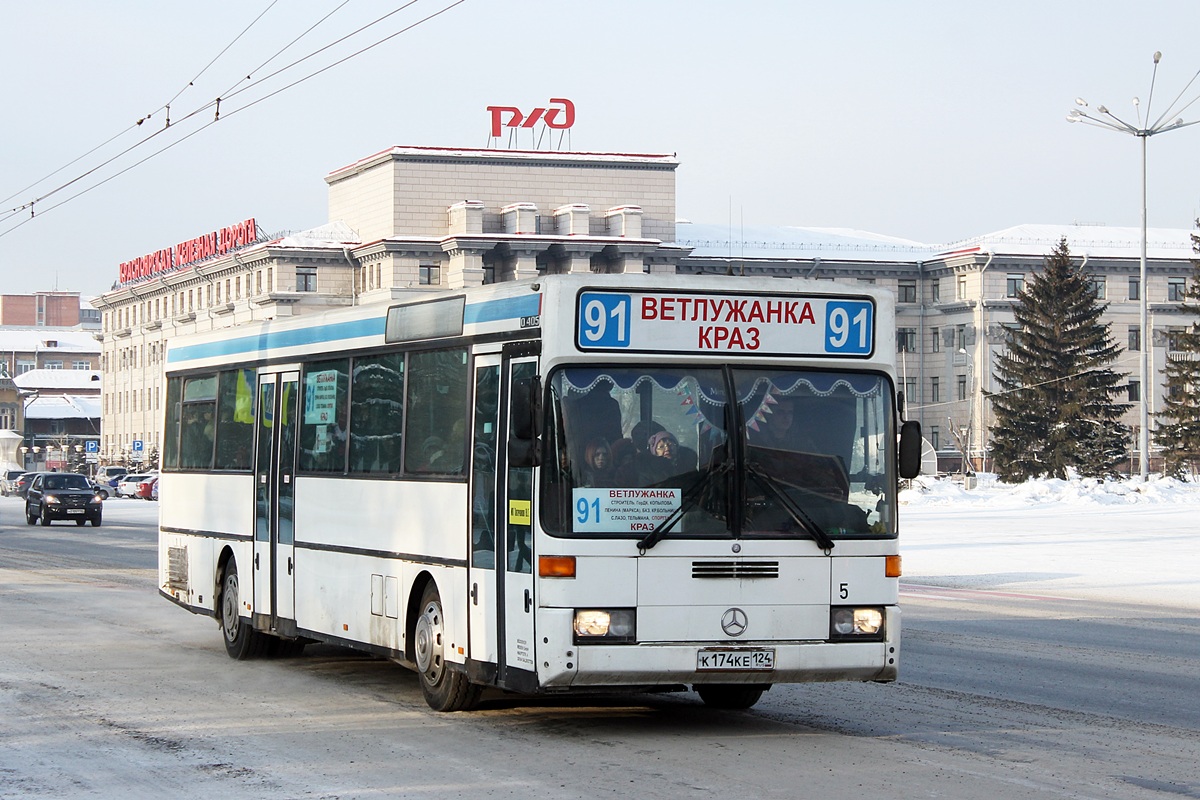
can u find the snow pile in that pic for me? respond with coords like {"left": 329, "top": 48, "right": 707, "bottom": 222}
{"left": 900, "top": 473, "right": 1200, "bottom": 508}
{"left": 899, "top": 474, "right": 1200, "bottom": 610}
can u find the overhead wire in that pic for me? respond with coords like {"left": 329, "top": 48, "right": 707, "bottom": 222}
{"left": 0, "top": 0, "right": 468, "bottom": 240}
{"left": 1, "top": 0, "right": 285, "bottom": 212}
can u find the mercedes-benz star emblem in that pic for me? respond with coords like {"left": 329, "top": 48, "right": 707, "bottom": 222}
{"left": 721, "top": 607, "right": 748, "bottom": 637}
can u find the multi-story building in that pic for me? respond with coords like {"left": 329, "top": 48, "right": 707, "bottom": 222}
{"left": 93, "top": 145, "right": 1195, "bottom": 474}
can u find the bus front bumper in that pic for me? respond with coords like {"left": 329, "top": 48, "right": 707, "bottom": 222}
{"left": 536, "top": 607, "right": 900, "bottom": 689}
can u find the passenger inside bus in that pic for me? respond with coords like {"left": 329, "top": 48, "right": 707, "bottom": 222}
{"left": 580, "top": 438, "right": 615, "bottom": 487}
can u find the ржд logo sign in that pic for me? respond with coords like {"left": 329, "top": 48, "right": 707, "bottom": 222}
{"left": 487, "top": 97, "right": 575, "bottom": 138}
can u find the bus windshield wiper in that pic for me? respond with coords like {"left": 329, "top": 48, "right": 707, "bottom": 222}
{"left": 746, "top": 464, "right": 836, "bottom": 551}
{"left": 637, "top": 459, "right": 732, "bottom": 552}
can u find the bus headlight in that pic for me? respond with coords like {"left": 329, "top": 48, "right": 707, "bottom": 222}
{"left": 573, "top": 609, "right": 636, "bottom": 643}
{"left": 830, "top": 607, "right": 885, "bottom": 639}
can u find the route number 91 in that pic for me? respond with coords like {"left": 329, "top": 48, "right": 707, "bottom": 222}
{"left": 824, "top": 300, "right": 873, "bottom": 355}
{"left": 577, "top": 293, "right": 632, "bottom": 349}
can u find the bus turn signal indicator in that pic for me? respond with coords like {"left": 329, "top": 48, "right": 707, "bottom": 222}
{"left": 539, "top": 556, "right": 577, "bottom": 578}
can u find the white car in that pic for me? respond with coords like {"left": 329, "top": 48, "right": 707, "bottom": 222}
{"left": 116, "top": 473, "right": 155, "bottom": 498}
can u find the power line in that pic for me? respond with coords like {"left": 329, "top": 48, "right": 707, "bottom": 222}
{"left": 0, "top": 0, "right": 468, "bottom": 240}
{"left": 1, "top": 1, "right": 284, "bottom": 211}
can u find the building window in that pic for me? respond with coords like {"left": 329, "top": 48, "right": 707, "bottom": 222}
{"left": 235, "top": 277, "right": 242, "bottom": 300}
{"left": 956, "top": 275, "right": 967, "bottom": 300}
{"left": 1087, "top": 275, "right": 1106, "bottom": 300}
{"left": 957, "top": 374, "right": 968, "bottom": 401}
{"left": 1167, "top": 327, "right": 1186, "bottom": 352}
{"left": 929, "top": 425, "right": 940, "bottom": 450}
{"left": 256, "top": 270, "right": 263, "bottom": 295}
{"left": 903, "top": 378, "right": 917, "bottom": 403}
{"left": 1006, "top": 273, "right": 1024, "bottom": 298}
{"left": 898, "top": 281, "right": 917, "bottom": 303}
{"left": 1128, "top": 325, "right": 1141, "bottom": 352}
{"left": 419, "top": 265, "right": 441, "bottom": 286}
{"left": 72, "top": 360, "right": 89, "bottom": 370}
{"left": 297, "top": 267, "right": 317, "bottom": 292}
{"left": 930, "top": 327, "right": 941, "bottom": 352}
{"left": 931, "top": 376, "right": 940, "bottom": 403}
{"left": 1129, "top": 276, "right": 1140, "bottom": 301}
{"left": 956, "top": 324, "right": 968, "bottom": 350}
{"left": 931, "top": 279, "right": 941, "bottom": 303}
{"left": 45, "top": 361, "right": 63, "bottom": 370}
{"left": 1168, "top": 277, "right": 1187, "bottom": 302}
{"left": 1128, "top": 380, "right": 1140, "bottom": 402}
{"left": 897, "top": 328, "right": 917, "bottom": 353}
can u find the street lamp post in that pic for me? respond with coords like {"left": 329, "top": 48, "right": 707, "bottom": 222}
{"left": 1069, "top": 51, "right": 1200, "bottom": 479}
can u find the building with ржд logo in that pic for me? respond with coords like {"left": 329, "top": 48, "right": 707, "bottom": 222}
{"left": 93, "top": 144, "right": 1198, "bottom": 474}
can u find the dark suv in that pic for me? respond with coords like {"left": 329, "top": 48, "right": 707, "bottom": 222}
{"left": 25, "top": 472, "right": 104, "bottom": 527}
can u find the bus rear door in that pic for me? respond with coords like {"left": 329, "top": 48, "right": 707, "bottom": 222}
{"left": 253, "top": 369, "right": 300, "bottom": 634}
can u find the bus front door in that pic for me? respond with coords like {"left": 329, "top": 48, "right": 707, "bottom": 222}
{"left": 501, "top": 356, "right": 538, "bottom": 688}
{"left": 253, "top": 370, "right": 300, "bottom": 635}
{"left": 467, "top": 352, "right": 538, "bottom": 691}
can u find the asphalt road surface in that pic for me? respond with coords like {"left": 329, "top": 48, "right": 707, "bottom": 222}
{"left": 1, "top": 497, "right": 1197, "bottom": 799}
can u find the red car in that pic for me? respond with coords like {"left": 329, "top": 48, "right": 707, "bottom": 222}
{"left": 136, "top": 476, "right": 159, "bottom": 500}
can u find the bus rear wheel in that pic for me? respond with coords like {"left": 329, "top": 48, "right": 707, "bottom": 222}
{"left": 695, "top": 684, "right": 768, "bottom": 710}
{"left": 221, "top": 560, "right": 268, "bottom": 660}
{"left": 414, "top": 582, "right": 480, "bottom": 712}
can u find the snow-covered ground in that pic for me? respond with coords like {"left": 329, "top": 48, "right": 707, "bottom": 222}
{"left": 900, "top": 474, "right": 1200, "bottom": 611}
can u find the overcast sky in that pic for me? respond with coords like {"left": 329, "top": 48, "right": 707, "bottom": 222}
{"left": 5, "top": 1, "right": 1200, "bottom": 299}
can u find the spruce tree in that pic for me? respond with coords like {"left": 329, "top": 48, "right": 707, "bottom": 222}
{"left": 1154, "top": 226, "right": 1200, "bottom": 477}
{"left": 989, "top": 237, "right": 1131, "bottom": 481}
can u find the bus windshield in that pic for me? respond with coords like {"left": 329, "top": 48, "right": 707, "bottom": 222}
{"left": 543, "top": 365, "right": 895, "bottom": 540}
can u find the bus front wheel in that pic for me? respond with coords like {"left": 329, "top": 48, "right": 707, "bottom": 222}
{"left": 696, "top": 684, "right": 768, "bottom": 710}
{"left": 414, "top": 582, "right": 480, "bottom": 712}
{"left": 221, "top": 561, "right": 268, "bottom": 660}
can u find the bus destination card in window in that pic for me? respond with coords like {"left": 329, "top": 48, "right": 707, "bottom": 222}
{"left": 575, "top": 290, "right": 875, "bottom": 357}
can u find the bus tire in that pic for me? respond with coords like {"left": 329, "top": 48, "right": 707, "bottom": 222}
{"left": 414, "top": 582, "right": 480, "bottom": 712}
{"left": 696, "top": 684, "right": 768, "bottom": 710}
{"left": 220, "top": 561, "right": 268, "bottom": 660}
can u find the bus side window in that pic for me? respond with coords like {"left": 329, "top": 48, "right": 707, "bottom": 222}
{"left": 405, "top": 348, "right": 468, "bottom": 475}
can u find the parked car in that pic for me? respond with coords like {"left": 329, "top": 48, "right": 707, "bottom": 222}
{"left": 90, "top": 480, "right": 112, "bottom": 500}
{"left": 136, "top": 475, "right": 159, "bottom": 500}
{"left": 24, "top": 472, "right": 103, "bottom": 527}
{"left": 13, "top": 471, "right": 47, "bottom": 499}
{"left": 2, "top": 469, "right": 25, "bottom": 496}
{"left": 97, "top": 465, "right": 128, "bottom": 489}
{"left": 116, "top": 473, "right": 154, "bottom": 498}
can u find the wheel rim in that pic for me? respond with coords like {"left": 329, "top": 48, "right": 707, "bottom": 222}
{"left": 414, "top": 598, "right": 445, "bottom": 685}
{"left": 222, "top": 571, "right": 241, "bottom": 643}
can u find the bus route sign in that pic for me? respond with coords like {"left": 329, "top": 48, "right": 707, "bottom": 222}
{"left": 575, "top": 290, "right": 875, "bottom": 357}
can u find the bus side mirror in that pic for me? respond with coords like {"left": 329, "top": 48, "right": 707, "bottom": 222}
{"left": 898, "top": 420, "right": 922, "bottom": 479}
{"left": 509, "top": 375, "right": 542, "bottom": 467}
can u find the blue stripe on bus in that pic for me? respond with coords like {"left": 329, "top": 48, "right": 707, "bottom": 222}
{"left": 464, "top": 293, "right": 541, "bottom": 324}
{"left": 167, "top": 317, "right": 385, "bottom": 364}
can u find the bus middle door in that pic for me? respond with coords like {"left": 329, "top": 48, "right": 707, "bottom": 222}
{"left": 253, "top": 370, "right": 300, "bottom": 635}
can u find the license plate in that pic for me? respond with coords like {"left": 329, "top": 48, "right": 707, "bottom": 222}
{"left": 697, "top": 648, "right": 775, "bottom": 672}
{"left": 66, "top": 509, "right": 85, "bottom": 514}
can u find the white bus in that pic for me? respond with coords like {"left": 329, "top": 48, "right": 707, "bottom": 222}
{"left": 159, "top": 273, "right": 922, "bottom": 711}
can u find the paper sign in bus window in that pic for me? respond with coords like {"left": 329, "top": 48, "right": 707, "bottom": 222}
{"left": 573, "top": 488, "right": 681, "bottom": 533}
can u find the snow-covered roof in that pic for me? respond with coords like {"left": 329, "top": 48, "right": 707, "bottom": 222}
{"left": 674, "top": 222, "right": 935, "bottom": 263}
{"left": 13, "top": 369, "right": 101, "bottom": 391}
{"left": 675, "top": 221, "right": 1198, "bottom": 264}
{"left": 24, "top": 394, "right": 100, "bottom": 420}
{"left": 263, "top": 220, "right": 361, "bottom": 249}
{"left": 938, "top": 223, "right": 1196, "bottom": 260}
{"left": 0, "top": 329, "right": 100, "bottom": 355}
